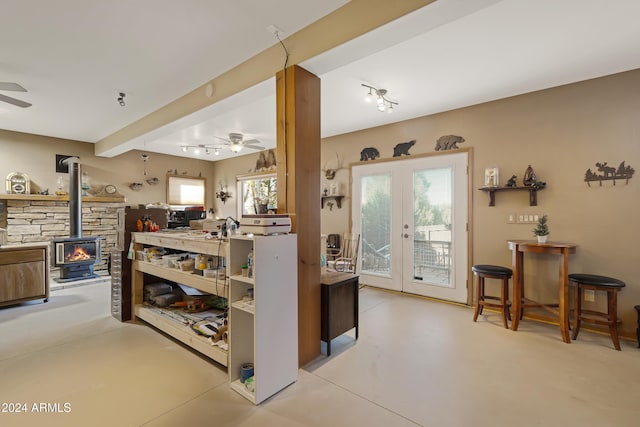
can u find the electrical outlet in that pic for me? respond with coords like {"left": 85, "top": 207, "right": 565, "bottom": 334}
{"left": 584, "top": 289, "right": 595, "bottom": 302}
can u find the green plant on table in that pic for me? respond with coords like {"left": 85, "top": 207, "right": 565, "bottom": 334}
{"left": 533, "top": 214, "right": 549, "bottom": 236}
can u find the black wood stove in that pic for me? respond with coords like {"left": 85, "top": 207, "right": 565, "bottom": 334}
{"left": 53, "top": 158, "right": 102, "bottom": 282}
{"left": 53, "top": 236, "right": 102, "bottom": 280}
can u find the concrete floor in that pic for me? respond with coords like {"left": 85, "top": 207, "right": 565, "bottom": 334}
{"left": 0, "top": 282, "right": 638, "bottom": 427}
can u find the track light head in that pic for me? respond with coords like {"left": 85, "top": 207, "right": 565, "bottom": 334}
{"left": 361, "top": 84, "right": 398, "bottom": 113}
{"left": 117, "top": 92, "right": 126, "bottom": 107}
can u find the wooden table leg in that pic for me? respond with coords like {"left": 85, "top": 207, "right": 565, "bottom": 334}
{"left": 558, "top": 248, "right": 571, "bottom": 343}
{"left": 353, "top": 279, "right": 359, "bottom": 340}
{"left": 510, "top": 246, "right": 523, "bottom": 331}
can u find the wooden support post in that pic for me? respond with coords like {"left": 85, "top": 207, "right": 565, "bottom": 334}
{"left": 276, "top": 65, "right": 321, "bottom": 366}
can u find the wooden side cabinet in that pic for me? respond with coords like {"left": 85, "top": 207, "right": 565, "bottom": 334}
{"left": 321, "top": 271, "right": 359, "bottom": 356}
{"left": 0, "top": 243, "right": 49, "bottom": 307}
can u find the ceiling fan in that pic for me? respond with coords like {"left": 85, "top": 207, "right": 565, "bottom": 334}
{"left": 0, "top": 82, "right": 32, "bottom": 108}
{"left": 215, "top": 132, "right": 265, "bottom": 153}
{"left": 181, "top": 132, "right": 265, "bottom": 155}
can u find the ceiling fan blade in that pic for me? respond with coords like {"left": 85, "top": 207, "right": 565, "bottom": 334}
{"left": 0, "top": 93, "right": 32, "bottom": 108}
{"left": 243, "top": 139, "right": 261, "bottom": 145}
{"left": 0, "top": 82, "right": 27, "bottom": 92}
{"left": 244, "top": 144, "right": 266, "bottom": 151}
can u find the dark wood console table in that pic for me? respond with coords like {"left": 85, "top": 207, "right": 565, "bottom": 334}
{"left": 321, "top": 271, "right": 359, "bottom": 356}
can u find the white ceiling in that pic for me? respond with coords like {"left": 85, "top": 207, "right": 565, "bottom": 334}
{"left": 2, "top": 0, "right": 640, "bottom": 162}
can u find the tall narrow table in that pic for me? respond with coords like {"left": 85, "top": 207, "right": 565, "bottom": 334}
{"left": 507, "top": 240, "right": 577, "bottom": 343}
{"left": 320, "top": 271, "right": 359, "bottom": 356}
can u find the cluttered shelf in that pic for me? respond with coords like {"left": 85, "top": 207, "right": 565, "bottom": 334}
{"left": 134, "top": 303, "right": 228, "bottom": 366}
{"left": 132, "top": 232, "right": 230, "bottom": 366}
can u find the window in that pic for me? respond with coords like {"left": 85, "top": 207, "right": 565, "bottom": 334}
{"left": 237, "top": 173, "right": 277, "bottom": 216}
{"left": 167, "top": 175, "right": 206, "bottom": 207}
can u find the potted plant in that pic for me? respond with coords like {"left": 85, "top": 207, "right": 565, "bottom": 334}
{"left": 533, "top": 214, "right": 549, "bottom": 243}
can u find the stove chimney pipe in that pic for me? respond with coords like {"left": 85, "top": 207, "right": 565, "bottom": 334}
{"left": 64, "top": 157, "right": 82, "bottom": 238}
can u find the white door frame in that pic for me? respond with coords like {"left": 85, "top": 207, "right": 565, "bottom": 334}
{"left": 350, "top": 149, "right": 472, "bottom": 304}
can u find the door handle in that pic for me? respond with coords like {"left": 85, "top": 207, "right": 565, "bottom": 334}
{"left": 404, "top": 233, "right": 409, "bottom": 238}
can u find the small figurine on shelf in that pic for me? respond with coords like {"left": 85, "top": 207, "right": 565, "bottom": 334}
{"left": 484, "top": 167, "right": 499, "bottom": 188}
{"left": 523, "top": 165, "right": 538, "bottom": 186}
{"left": 506, "top": 175, "right": 517, "bottom": 187}
{"left": 523, "top": 165, "right": 546, "bottom": 189}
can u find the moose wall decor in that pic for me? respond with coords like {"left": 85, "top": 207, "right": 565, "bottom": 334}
{"left": 584, "top": 161, "right": 635, "bottom": 186}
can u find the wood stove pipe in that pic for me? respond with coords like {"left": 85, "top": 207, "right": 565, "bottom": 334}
{"left": 64, "top": 157, "right": 82, "bottom": 238}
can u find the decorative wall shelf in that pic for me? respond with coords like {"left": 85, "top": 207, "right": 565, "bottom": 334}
{"left": 478, "top": 186, "right": 545, "bottom": 207}
{"left": 321, "top": 195, "right": 344, "bottom": 209}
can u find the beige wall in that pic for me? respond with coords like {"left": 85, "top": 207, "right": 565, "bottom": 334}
{"left": 3, "top": 68, "right": 639, "bottom": 338}
{"left": 0, "top": 131, "right": 216, "bottom": 209}
{"left": 319, "top": 68, "right": 640, "bottom": 338}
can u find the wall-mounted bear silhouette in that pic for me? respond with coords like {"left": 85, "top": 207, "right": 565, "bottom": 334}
{"left": 360, "top": 147, "right": 380, "bottom": 161}
{"left": 393, "top": 140, "right": 416, "bottom": 157}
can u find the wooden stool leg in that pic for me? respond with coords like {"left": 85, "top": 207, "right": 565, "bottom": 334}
{"left": 473, "top": 275, "right": 483, "bottom": 322}
{"left": 608, "top": 288, "right": 621, "bottom": 351}
{"left": 500, "top": 277, "right": 509, "bottom": 329}
{"left": 506, "top": 277, "right": 512, "bottom": 322}
{"left": 571, "top": 284, "right": 582, "bottom": 341}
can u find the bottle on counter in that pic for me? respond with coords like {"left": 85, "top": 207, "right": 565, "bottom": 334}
{"left": 247, "top": 249, "right": 254, "bottom": 278}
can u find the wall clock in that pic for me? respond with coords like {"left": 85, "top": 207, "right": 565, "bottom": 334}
{"left": 104, "top": 184, "right": 117, "bottom": 195}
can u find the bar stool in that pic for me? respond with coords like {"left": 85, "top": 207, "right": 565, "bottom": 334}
{"left": 569, "top": 273, "right": 626, "bottom": 351}
{"left": 635, "top": 305, "right": 640, "bottom": 348}
{"left": 472, "top": 265, "right": 512, "bottom": 329}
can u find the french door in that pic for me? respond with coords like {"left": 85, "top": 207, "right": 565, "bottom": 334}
{"left": 352, "top": 151, "right": 469, "bottom": 303}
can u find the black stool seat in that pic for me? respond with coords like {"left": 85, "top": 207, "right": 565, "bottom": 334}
{"left": 568, "top": 274, "right": 625, "bottom": 288}
{"left": 472, "top": 265, "right": 512, "bottom": 329}
{"left": 472, "top": 265, "right": 512, "bottom": 277}
{"left": 569, "top": 273, "right": 626, "bottom": 350}
{"left": 635, "top": 305, "right": 640, "bottom": 348}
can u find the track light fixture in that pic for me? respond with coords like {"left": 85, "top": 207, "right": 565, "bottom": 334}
{"left": 180, "top": 144, "right": 225, "bottom": 155}
{"left": 361, "top": 84, "right": 397, "bottom": 113}
{"left": 117, "top": 92, "right": 126, "bottom": 107}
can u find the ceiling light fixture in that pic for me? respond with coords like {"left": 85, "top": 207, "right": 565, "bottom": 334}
{"left": 361, "top": 84, "right": 397, "bottom": 113}
{"left": 117, "top": 92, "right": 126, "bottom": 107}
{"left": 180, "top": 144, "right": 226, "bottom": 155}
{"left": 229, "top": 144, "right": 243, "bottom": 153}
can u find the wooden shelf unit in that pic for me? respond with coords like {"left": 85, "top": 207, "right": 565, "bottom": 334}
{"left": 478, "top": 185, "right": 545, "bottom": 206}
{"left": 321, "top": 195, "right": 344, "bottom": 209}
{"left": 228, "top": 234, "right": 298, "bottom": 404}
{"left": 131, "top": 232, "right": 229, "bottom": 366}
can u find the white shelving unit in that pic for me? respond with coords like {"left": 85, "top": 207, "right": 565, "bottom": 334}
{"left": 228, "top": 234, "right": 298, "bottom": 404}
{"left": 131, "top": 232, "right": 229, "bottom": 366}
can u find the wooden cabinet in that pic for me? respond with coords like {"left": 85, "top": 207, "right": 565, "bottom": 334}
{"left": 131, "top": 232, "right": 229, "bottom": 366}
{"left": 228, "top": 234, "right": 298, "bottom": 404}
{"left": 0, "top": 243, "right": 49, "bottom": 307}
{"left": 321, "top": 271, "right": 359, "bottom": 356}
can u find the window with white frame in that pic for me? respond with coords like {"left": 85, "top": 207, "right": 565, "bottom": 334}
{"left": 237, "top": 173, "right": 277, "bottom": 217}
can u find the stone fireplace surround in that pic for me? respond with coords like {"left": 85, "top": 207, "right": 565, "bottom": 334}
{"left": 1, "top": 194, "right": 125, "bottom": 276}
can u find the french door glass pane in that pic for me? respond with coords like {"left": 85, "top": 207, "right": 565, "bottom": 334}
{"left": 413, "top": 168, "right": 452, "bottom": 286}
{"left": 360, "top": 174, "right": 391, "bottom": 275}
